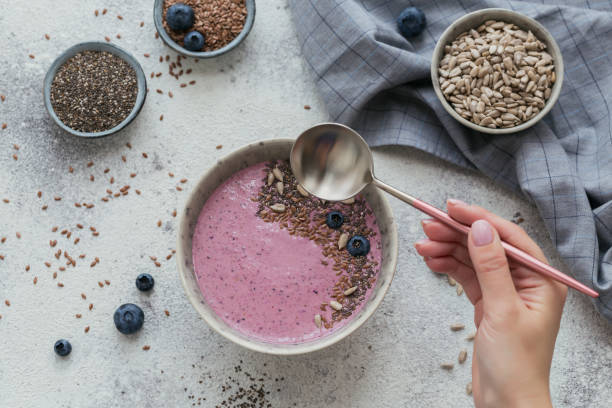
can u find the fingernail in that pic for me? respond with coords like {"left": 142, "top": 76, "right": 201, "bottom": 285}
{"left": 447, "top": 198, "right": 466, "bottom": 206}
{"left": 471, "top": 219, "right": 493, "bottom": 247}
{"left": 415, "top": 239, "right": 428, "bottom": 246}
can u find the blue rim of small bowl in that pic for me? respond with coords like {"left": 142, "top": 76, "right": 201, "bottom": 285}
{"left": 153, "top": 0, "right": 255, "bottom": 58}
{"left": 43, "top": 42, "right": 147, "bottom": 138}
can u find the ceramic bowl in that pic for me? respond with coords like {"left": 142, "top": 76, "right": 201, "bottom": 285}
{"left": 43, "top": 42, "right": 147, "bottom": 138}
{"left": 431, "top": 8, "right": 564, "bottom": 134}
{"left": 153, "top": 0, "right": 255, "bottom": 58}
{"left": 176, "top": 139, "right": 398, "bottom": 355}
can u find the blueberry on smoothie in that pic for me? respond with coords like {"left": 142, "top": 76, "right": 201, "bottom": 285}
{"left": 136, "top": 273, "right": 155, "bottom": 292}
{"left": 166, "top": 3, "right": 195, "bottom": 32}
{"left": 113, "top": 303, "right": 144, "bottom": 334}
{"left": 326, "top": 211, "right": 344, "bottom": 229}
{"left": 54, "top": 339, "right": 72, "bottom": 356}
{"left": 396, "top": 7, "right": 426, "bottom": 38}
{"left": 183, "top": 31, "right": 205, "bottom": 51}
{"left": 347, "top": 235, "right": 370, "bottom": 257}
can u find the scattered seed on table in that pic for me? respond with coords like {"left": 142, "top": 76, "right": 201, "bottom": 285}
{"left": 159, "top": 114, "right": 164, "bottom": 121}
{"left": 451, "top": 323, "right": 465, "bottom": 331}
{"left": 142, "top": 152, "right": 148, "bottom": 158}
{"left": 5, "top": 300, "right": 10, "bottom": 306}
{"left": 458, "top": 349, "right": 468, "bottom": 364}
{"left": 89, "top": 303, "right": 93, "bottom": 310}
{"left": 57, "top": 282, "right": 64, "bottom": 287}
{"left": 304, "top": 105, "right": 311, "bottom": 110}
{"left": 0, "top": 237, "right": 5, "bottom": 243}
{"left": 45, "top": 34, "right": 50, "bottom": 40}
{"left": 140, "top": 21, "right": 144, "bottom": 27}
{"left": 69, "top": 166, "right": 74, "bottom": 173}
{"left": 157, "top": 220, "right": 162, "bottom": 227}
{"left": 0, "top": 95, "right": 4, "bottom": 102}
{"left": 50, "top": 240, "right": 57, "bottom": 247}
{"left": 75, "top": 314, "right": 82, "bottom": 318}
{"left": 13, "top": 144, "right": 19, "bottom": 150}
{"left": 168, "top": 172, "right": 174, "bottom": 177}
{"left": 84, "top": 326, "right": 90, "bottom": 333}
{"left": 25, "top": 265, "right": 30, "bottom": 271}
{"left": 110, "top": 177, "right": 115, "bottom": 184}
{"left": 42, "top": 205, "right": 48, "bottom": 210}
{"left": 97, "top": 281, "right": 103, "bottom": 287}
{"left": 176, "top": 186, "right": 183, "bottom": 191}
{"left": 116, "top": 34, "right": 121, "bottom": 39}
{"left": 117, "top": 14, "right": 123, "bottom": 20}
{"left": 154, "top": 261, "right": 161, "bottom": 267}
{"left": 172, "top": 209, "right": 177, "bottom": 217}
{"left": 2, "top": 123, "right": 7, "bottom": 130}
{"left": 142, "top": 345, "right": 151, "bottom": 351}
{"left": 37, "top": 191, "right": 42, "bottom": 198}
{"left": 33, "top": 277, "right": 38, "bottom": 284}
{"left": 12, "top": 154, "right": 17, "bottom": 160}
{"left": 90, "top": 175, "right": 94, "bottom": 181}
{"left": 440, "top": 363, "right": 454, "bottom": 370}
{"left": 155, "top": 32, "right": 159, "bottom": 39}
{"left": 15, "top": 232, "right": 21, "bottom": 239}
{"left": 81, "top": 293, "right": 86, "bottom": 300}
{"left": 54, "top": 196, "right": 61, "bottom": 201}
{"left": 164, "top": 310, "right": 170, "bottom": 316}
{"left": 144, "top": 53, "right": 150, "bottom": 58}
{"left": 216, "top": 145, "right": 223, "bottom": 150}
{"left": 2, "top": 199, "right": 8, "bottom": 203}
{"left": 150, "top": 72, "right": 154, "bottom": 79}
{"left": 180, "top": 178, "right": 187, "bottom": 183}
{"left": 466, "top": 332, "right": 476, "bottom": 341}
{"left": 180, "top": 83, "right": 186, "bottom": 88}
{"left": 189, "top": 80, "right": 195, "bottom": 85}
{"left": 466, "top": 382, "right": 473, "bottom": 396}
{"left": 94, "top": 9, "right": 99, "bottom": 16}
{"left": 105, "top": 280, "right": 110, "bottom": 285}
{"left": 186, "top": 69, "right": 192, "bottom": 74}
{"left": 156, "top": 89, "right": 162, "bottom": 94}
{"left": 135, "top": 189, "right": 141, "bottom": 195}
{"left": 104, "top": 36, "right": 111, "bottom": 42}
{"left": 29, "top": 54, "right": 35, "bottom": 59}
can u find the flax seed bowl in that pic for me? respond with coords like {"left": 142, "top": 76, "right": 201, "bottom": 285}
{"left": 431, "top": 8, "right": 564, "bottom": 134}
{"left": 43, "top": 42, "right": 146, "bottom": 138}
{"left": 153, "top": 0, "right": 255, "bottom": 58}
{"left": 177, "top": 139, "right": 398, "bottom": 355}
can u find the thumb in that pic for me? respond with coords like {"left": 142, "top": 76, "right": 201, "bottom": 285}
{"left": 468, "top": 219, "right": 518, "bottom": 314}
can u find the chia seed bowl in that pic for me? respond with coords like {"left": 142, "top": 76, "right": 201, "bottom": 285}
{"left": 153, "top": 0, "right": 256, "bottom": 58}
{"left": 177, "top": 139, "right": 398, "bottom": 355}
{"left": 43, "top": 42, "right": 147, "bottom": 138}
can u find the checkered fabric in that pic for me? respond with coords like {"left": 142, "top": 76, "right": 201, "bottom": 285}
{"left": 288, "top": 0, "right": 612, "bottom": 321}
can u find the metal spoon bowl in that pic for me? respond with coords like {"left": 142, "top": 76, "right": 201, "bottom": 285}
{"left": 290, "top": 123, "right": 598, "bottom": 298}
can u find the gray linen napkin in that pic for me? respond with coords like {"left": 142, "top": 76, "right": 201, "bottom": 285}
{"left": 288, "top": 0, "right": 612, "bottom": 321}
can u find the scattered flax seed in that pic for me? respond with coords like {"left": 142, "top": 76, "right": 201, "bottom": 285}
{"left": 110, "top": 177, "right": 115, "bottom": 184}
{"left": 144, "top": 53, "right": 150, "bottom": 58}
{"left": 12, "top": 154, "right": 17, "bottom": 160}
{"left": 0, "top": 237, "right": 5, "bottom": 243}
{"left": 0, "top": 95, "right": 4, "bottom": 102}
{"left": 15, "top": 232, "right": 21, "bottom": 239}
{"left": 87, "top": 161, "right": 94, "bottom": 167}
{"left": 2, "top": 199, "right": 8, "bottom": 203}
{"left": 154, "top": 261, "right": 161, "bottom": 267}
{"left": 180, "top": 178, "right": 188, "bottom": 183}
{"left": 135, "top": 189, "right": 141, "bottom": 195}
{"left": 75, "top": 314, "right": 82, "bottom": 318}
{"left": 2, "top": 123, "right": 7, "bottom": 130}
{"left": 57, "top": 282, "right": 64, "bottom": 287}
{"left": 126, "top": 142, "right": 132, "bottom": 149}
{"left": 172, "top": 209, "right": 177, "bottom": 217}
{"left": 42, "top": 205, "right": 48, "bottom": 210}
{"left": 180, "top": 83, "right": 187, "bottom": 88}
{"left": 92, "top": 232, "right": 99, "bottom": 237}
{"left": 81, "top": 293, "right": 86, "bottom": 300}
{"left": 105, "top": 280, "right": 111, "bottom": 285}
{"left": 5, "top": 300, "right": 10, "bottom": 306}
{"left": 0, "top": 255, "right": 4, "bottom": 260}
{"left": 304, "top": 105, "right": 311, "bottom": 110}
{"left": 168, "top": 91, "right": 173, "bottom": 98}
{"left": 84, "top": 326, "right": 90, "bottom": 333}
{"left": 45, "top": 34, "right": 50, "bottom": 40}
{"left": 160, "top": 114, "right": 164, "bottom": 121}
{"left": 176, "top": 186, "right": 183, "bottom": 191}
{"left": 189, "top": 80, "right": 196, "bottom": 85}
{"left": 50, "top": 240, "right": 57, "bottom": 247}
{"left": 451, "top": 323, "right": 465, "bottom": 332}
{"left": 89, "top": 303, "right": 93, "bottom": 310}
{"left": 157, "top": 220, "right": 162, "bottom": 227}
{"left": 94, "top": 9, "right": 99, "bottom": 16}
{"left": 142, "top": 152, "right": 148, "bottom": 158}
{"left": 98, "top": 281, "right": 104, "bottom": 287}
{"left": 33, "top": 277, "right": 38, "bottom": 285}
{"left": 74, "top": 202, "right": 81, "bottom": 208}
{"left": 69, "top": 166, "right": 74, "bottom": 173}
{"left": 458, "top": 349, "right": 468, "bottom": 364}
{"left": 466, "top": 382, "right": 473, "bottom": 396}
{"left": 216, "top": 144, "right": 223, "bottom": 150}
{"left": 117, "top": 15, "right": 123, "bottom": 20}
{"left": 90, "top": 175, "right": 95, "bottom": 181}
{"left": 13, "top": 144, "right": 19, "bottom": 150}
{"left": 79, "top": 254, "right": 86, "bottom": 259}
{"left": 166, "top": 253, "right": 173, "bottom": 260}
{"left": 116, "top": 34, "right": 121, "bottom": 39}
{"left": 441, "top": 363, "right": 454, "bottom": 370}
{"left": 155, "top": 32, "right": 159, "bottom": 39}
{"left": 37, "top": 191, "right": 42, "bottom": 198}
{"left": 186, "top": 68, "right": 192, "bottom": 74}
{"left": 142, "top": 345, "right": 151, "bottom": 351}
{"left": 150, "top": 256, "right": 157, "bottom": 261}
{"left": 25, "top": 265, "right": 30, "bottom": 271}
{"left": 164, "top": 310, "right": 170, "bottom": 316}
{"left": 140, "top": 21, "right": 144, "bottom": 27}
{"left": 156, "top": 89, "right": 163, "bottom": 94}
{"left": 105, "top": 36, "right": 111, "bottom": 42}
{"left": 54, "top": 196, "right": 61, "bottom": 201}
{"left": 74, "top": 237, "right": 80, "bottom": 244}
{"left": 168, "top": 172, "right": 174, "bottom": 177}
{"left": 130, "top": 173, "right": 136, "bottom": 178}
{"left": 29, "top": 54, "right": 35, "bottom": 59}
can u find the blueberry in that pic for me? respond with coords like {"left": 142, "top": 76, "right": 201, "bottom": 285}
{"left": 113, "top": 303, "right": 144, "bottom": 335}
{"left": 396, "top": 7, "right": 426, "bottom": 38}
{"left": 183, "top": 31, "right": 205, "bottom": 51}
{"left": 54, "top": 339, "right": 72, "bottom": 356}
{"left": 347, "top": 235, "right": 370, "bottom": 257}
{"left": 326, "top": 211, "right": 344, "bottom": 229}
{"left": 166, "top": 3, "right": 195, "bottom": 32}
{"left": 136, "top": 273, "right": 155, "bottom": 292}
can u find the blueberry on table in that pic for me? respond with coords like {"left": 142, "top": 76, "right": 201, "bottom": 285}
{"left": 396, "top": 7, "right": 426, "bottom": 38}
{"left": 136, "top": 273, "right": 155, "bottom": 292}
{"left": 166, "top": 3, "right": 195, "bottom": 31}
{"left": 347, "top": 235, "right": 370, "bottom": 257}
{"left": 183, "top": 31, "right": 205, "bottom": 51}
{"left": 326, "top": 211, "right": 344, "bottom": 229}
{"left": 54, "top": 339, "right": 72, "bottom": 356}
{"left": 114, "top": 303, "right": 144, "bottom": 334}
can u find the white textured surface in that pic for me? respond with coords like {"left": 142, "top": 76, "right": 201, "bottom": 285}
{"left": 0, "top": 1, "right": 611, "bottom": 407}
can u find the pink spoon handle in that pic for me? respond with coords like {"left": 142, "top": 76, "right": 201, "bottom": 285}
{"left": 372, "top": 178, "right": 599, "bottom": 298}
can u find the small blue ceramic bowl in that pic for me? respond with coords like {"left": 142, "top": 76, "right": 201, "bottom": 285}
{"left": 153, "top": 0, "right": 255, "bottom": 58}
{"left": 43, "top": 42, "right": 147, "bottom": 138}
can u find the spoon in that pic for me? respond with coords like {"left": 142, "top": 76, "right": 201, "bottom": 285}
{"left": 290, "top": 122, "right": 598, "bottom": 298}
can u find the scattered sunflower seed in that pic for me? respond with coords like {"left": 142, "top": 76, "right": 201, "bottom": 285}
{"left": 451, "top": 323, "right": 465, "bottom": 331}
{"left": 329, "top": 300, "right": 343, "bottom": 311}
{"left": 338, "top": 232, "right": 349, "bottom": 250}
{"left": 314, "top": 314, "right": 322, "bottom": 328}
{"left": 458, "top": 349, "right": 468, "bottom": 364}
{"left": 343, "top": 286, "right": 357, "bottom": 296}
{"left": 270, "top": 203, "right": 286, "bottom": 213}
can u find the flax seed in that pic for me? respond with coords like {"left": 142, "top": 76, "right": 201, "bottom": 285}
{"left": 142, "top": 345, "right": 151, "bottom": 351}
{"left": 84, "top": 326, "right": 90, "bottom": 333}
{"left": 164, "top": 310, "right": 170, "bottom": 316}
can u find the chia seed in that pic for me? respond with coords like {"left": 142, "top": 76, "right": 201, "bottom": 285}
{"left": 50, "top": 51, "right": 138, "bottom": 133}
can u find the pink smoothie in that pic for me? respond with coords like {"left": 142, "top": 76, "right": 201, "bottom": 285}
{"left": 192, "top": 162, "right": 381, "bottom": 344}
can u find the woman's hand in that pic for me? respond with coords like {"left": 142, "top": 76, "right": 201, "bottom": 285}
{"left": 414, "top": 199, "right": 567, "bottom": 408}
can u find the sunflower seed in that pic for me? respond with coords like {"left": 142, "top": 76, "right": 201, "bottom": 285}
{"left": 466, "top": 382, "right": 473, "bottom": 395}
{"left": 314, "top": 314, "right": 322, "bottom": 328}
{"left": 451, "top": 323, "right": 465, "bottom": 331}
{"left": 456, "top": 284, "right": 464, "bottom": 296}
{"left": 296, "top": 184, "right": 309, "bottom": 197}
{"left": 276, "top": 181, "right": 284, "bottom": 195}
{"left": 270, "top": 204, "right": 286, "bottom": 213}
{"left": 267, "top": 172, "right": 274, "bottom": 186}
{"left": 343, "top": 286, "right": 357, "bottom": 296}
{"left": 466, "top": 332, "right": 476, "bottom": 341}
{"left": 272, "top": 167, "right": 283, "bottom": 182}
{"left": 341, "top": 197, "right": 355, "bottom": 204}
{"left": 329, "top": 300, "right": 342, "bottom": 311}
{"left": 458, "top": 349, "right": 468, "bottom": 364}
{"left": 338, "top": 233, "right": 349, "bottom": 249}
{"left": 440, "top": 363, "right": 454, "bottom": 370}
{"left": 447, "top": 275, "right": 457, "bottom": 286}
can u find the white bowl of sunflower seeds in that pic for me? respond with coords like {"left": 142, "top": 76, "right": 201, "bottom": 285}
{"left": 431, "top": 8, "right": 564, "bottom": 134}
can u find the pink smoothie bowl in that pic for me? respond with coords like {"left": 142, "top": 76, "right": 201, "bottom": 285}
{"left": 176, "top": 139, "right": 399, "bottom": 355}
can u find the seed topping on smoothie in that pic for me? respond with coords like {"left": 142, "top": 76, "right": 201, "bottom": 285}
{"left": 255, "top": 160, "right": 379, "bottom": 329}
